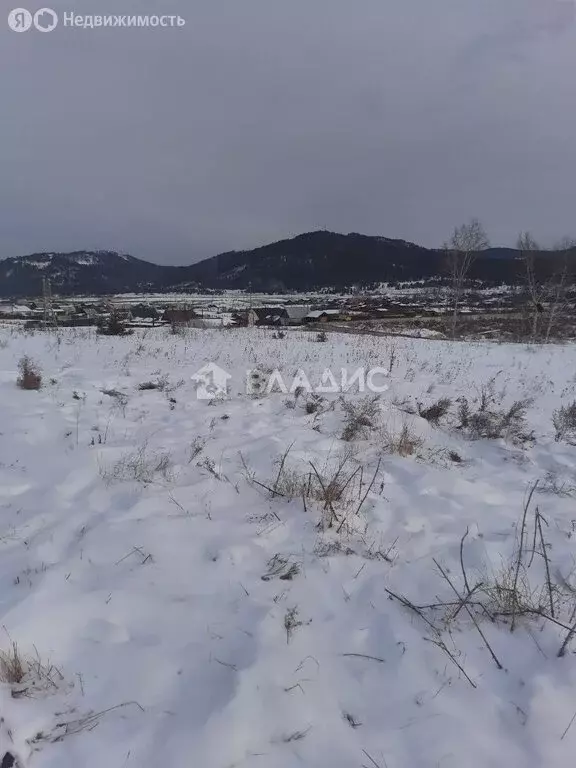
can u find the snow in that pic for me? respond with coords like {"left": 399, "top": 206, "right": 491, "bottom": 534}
{"left": 306, "top": 309, "right": 341, "bottom": 319}
{"left": 73, "top": 257, "right": 97, "bottom": 266}
{"left": 22, "top": 261, "right": 51, "bottom": 270}
{"left": 0, "top": 326, "right": 575, "bottom": 766}
{"left": 0, "top": 305, "right": 32, "bottom": 315}
{"left": 402, "top": 328, "right": 446, "bottom": 338}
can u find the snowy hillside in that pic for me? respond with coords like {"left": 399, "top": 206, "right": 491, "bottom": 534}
{"left": 4, "top": 232, "right": 574, "bottom": 297}
{"left": 0, "top": 251, "right": 165, "bottom": 298}
{"left": 0, "top": 326, "right": 575, "bottom": 767}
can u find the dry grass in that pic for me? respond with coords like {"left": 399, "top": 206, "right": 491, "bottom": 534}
{"left": 456, "top": 383, "right": 533, "bottom": 443}
{"left": 257, "top": 446, "right": 381, "bottom": 531}
{"left": 0, "top": 642, "right": 25, "bottom": 684}
{"left": 418, "top": 397, "right": 452, "bottom": 425}
{"left": 262, "top": 554, "right": 300, "bottom": 581}
{"left": 284, "top": 607, "right": 303, "bottom": 643}
{"left": 553, "top": 401, "right": 576, "bottom": 443}
{"left": 381, "top": 422, "right": 424, "bottom": 457}
{"left": 0, "top": 642, "right": 65, "bottom": 698}
{"left": 188, "top": 436, "right": 207, "bottom": 462}
{"left": 138, "top": 375, "right": 169, "bottom": 392}
{"left": 341, "top": 395, "right": 381, "bottom": 441}
{"left": 477, "top": 560, "right": 561, "bottom": 621}
{"left": 101, "top": 388, "right": 129, "bottom": 417}
{"left": 100, "top": 444, "right": 173, "bottom": 485}
{"left": 538, "top": 471, "right": 576, "bottom": 498}
{"left": 303, "top": 393, "right": 328, "bottom": 415}
{"left": 387, "top": 487, "right": 576, "bottom": 671}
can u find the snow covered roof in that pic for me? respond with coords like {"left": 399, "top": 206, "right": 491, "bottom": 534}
{"left": 0, "top": 304, "right": 31, "bottom": 314}
{"left": 284, "top": 306, "right": 311, "bottom": 320}
{"left": 305, "top": 309, "right": 341, "bottom": 319}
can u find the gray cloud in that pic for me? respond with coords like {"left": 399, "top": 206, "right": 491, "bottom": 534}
{"left": 1, "top": 0, "right": 575, "bottom": 264}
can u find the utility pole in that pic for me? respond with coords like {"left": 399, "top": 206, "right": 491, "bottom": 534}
{"left": 42, "top": 277, "right": 57, "bottom": 327}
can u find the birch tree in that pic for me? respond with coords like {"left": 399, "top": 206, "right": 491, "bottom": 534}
{"left": 517, "top": 233, "right": 574, "bottom": 342}
{"left": 517, "top": 231, "right": 544, "bottom": 340}
{"left": 445, "top": 219, "right": 490, "bottom": 338}
{"left": 545, "top": 238, "right": 574, "bottom": 342}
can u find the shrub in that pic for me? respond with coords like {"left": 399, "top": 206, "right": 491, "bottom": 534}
{"left": 538, "top": 471, "right": 576, "bottom": 497}
{"left": 304, "top": 394, "right": 327, "bottom": 415}
{"left": 138, "top": 375, "right": 169, "bottom": 392}
{"left": 340, "top": 395, "right": 381, "bottom": 441}
{"left": 0, "top": 642, "right": 65, "bottom": 700}
{"left": 418, "top": 397, "right": 452, "bottom": 425}
{"left": 456, "top": 388, "right": 533, "bottom": 443}
{"left": 188, "top": 436, "right": 206, "bottom": 462}
{"left": 316, "top": 330, "right": 328, "bottom": 342}
{"left": 0, "top": 642, "right": 25, "bottom": 684}
{"left": 97, "top": 314, "right": 132, "bottom": 336}
{"left": 553, "top": 401, "right": 576, "bottom": 443}
{"left": 100, "top": 444, "right": 173, "bottom": 485}
{"left": 261, "top": 447, "right": 379, "bottom": 531}
{"left": 386, "top": 489, "right": 576, "bottom": 672}
{"left": 382, "top": 422, "right": 424, "bottom": 457}
{"left": 17, "top": 356, "right": 42, "bottom": 390}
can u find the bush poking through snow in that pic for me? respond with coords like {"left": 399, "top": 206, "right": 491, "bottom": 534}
{"left": 387, "top": 484, "right": 576, "bottom": 678}
{"left": 538, "top": 471, "right": 576, "bottom": 497}
{"left": 16, "top": 356, "right": 42, "bottom": 390}
{"left": 456, "top": 390, "right": 533, "bottom": 442}
{"left": 101, "top": 388, "right": 129, "bottom": 417}
{"left": 303, "top": 393, "right": 328, "bottom": 415}
{"left": 284, "top": 607, "right": 303, "bottom": 643}
{"left": 552, "top": 401, "right": 576, "bottom": 443}
{"left": 256, "top": 446, "right": 381, "bottom": 531}
{"left": 381, "top": 422, "right": 424, "bottom": 457}
{"left": 340, "top": 395, "right": 381, "bottom": 441}
{"left": 0, "top": 642, "right": 65, "bottom": 697}
{"left": 261, "top": 554, "right": 300, "bottom": 581}
{"left": 418, "top": 397, "right": 452, "bottom": 425}
{"left": 188, "top": 436, "right": 206, "bottom": 462}
{"left": 138, "top": 376, "right": 169, "bottom": 392}
{"left": 0, "top": 642, "right": 25, "bottom": 684}
{"left": 100, "top": 444, "right": 173, "bottom": 485}
{"left": 316, "top": 330, "right": 328, "bottom": 342}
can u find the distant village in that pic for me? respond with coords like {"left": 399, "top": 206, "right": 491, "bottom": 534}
{"left": 1, "top": 287, "right": 567, "bottom": 340}
{"left": 0, "top": 294, "right": 451, "bottom": 330}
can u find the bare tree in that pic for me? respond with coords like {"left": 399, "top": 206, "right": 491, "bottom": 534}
{"left": 545, "top": 238, "right": 574, "bottom": 343}
{"left": 445, "top": 219, "right": 490, "bottom": 338}
{"left": 518, "top": 233, "right": 574, "bottom": 342}
{"left": 517, "top": 231, "right": 544, "bottom": 340}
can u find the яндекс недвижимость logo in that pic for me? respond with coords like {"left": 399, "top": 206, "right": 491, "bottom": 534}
{"left": 7, "top": 8, "right": 185, "bottom": 31}
{"left": 8, "top": 7, "right": 58, "bottom": 32}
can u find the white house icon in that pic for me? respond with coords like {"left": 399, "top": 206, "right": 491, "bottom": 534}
{"left": 191, "top": 363, "right": 232, "bottom": 400}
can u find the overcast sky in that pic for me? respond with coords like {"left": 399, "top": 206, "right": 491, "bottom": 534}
{"left": 1, "top": 0, "right": 575, "bottom": 264}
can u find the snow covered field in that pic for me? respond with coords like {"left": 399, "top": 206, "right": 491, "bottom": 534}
{"left": 0, "top": 326, "right": 576, "bottom": 767}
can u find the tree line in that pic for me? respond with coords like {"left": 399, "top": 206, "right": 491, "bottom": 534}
{"left": 445, "top": 220, "right": 575, "bottom": 340}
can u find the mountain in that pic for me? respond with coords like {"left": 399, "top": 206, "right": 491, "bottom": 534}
{"left": 179, "top": 232, "right": 437, "bottom": 291}
{"left": 178, "top": 232, "right": 529, "bottom": 291}
{"left": 0, "top": 251, "right": 166, "bottom": 298}
{"left": 0, "top": 233, "right": 573, "bottom": 298}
